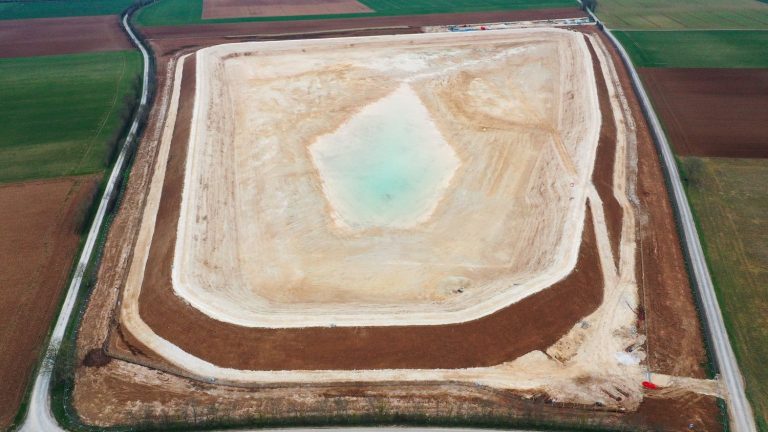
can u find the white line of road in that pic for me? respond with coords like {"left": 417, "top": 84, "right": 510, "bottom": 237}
{"left": 583, "top": 8, "right": 758, "bottom": 432}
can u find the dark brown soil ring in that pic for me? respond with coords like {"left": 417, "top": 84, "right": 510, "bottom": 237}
{"left": 0, "top": 15, "right": 132, "bottom": 58}
{"left": 80, "top": 27, "right": 718, "bottom": 431}
{"left": 640, "top": 67, "right": 768, "bottom": 159}
{"left": 114, "top": 39, "right": 613, "bottom": 371}
{"left": 584, "top": 34, "right": 622, "bottom": 269}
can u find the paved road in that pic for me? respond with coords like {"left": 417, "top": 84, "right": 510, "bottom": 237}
{"left": 17, "top": 11, "right": 151, "bottom": 432}
{"left": 584, "top": 8, "right": 758, "bottom": 432}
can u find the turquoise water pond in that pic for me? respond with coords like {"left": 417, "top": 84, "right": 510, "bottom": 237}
{"left": 310, "top": 85, "right": 459, "bottom": 229}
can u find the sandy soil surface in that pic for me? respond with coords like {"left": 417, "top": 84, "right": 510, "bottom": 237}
{"left": 203, "top": 0, "right": 373, "bottom": 19}
{"left": 164, "top": 29, "right": 600, "bottom": 327}
{"left": 0, "top": 15, "right": 132, "bottom": 58}
{"left": 70, "top": 22, "right": 719, "bottom": 430}
{"left": 640, "top": 67, "right": 768, "bottom": 158}
{"left": 0, "top": 174, "right": 100, "bottom": 429}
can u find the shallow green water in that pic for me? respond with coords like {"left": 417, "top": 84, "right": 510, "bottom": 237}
{"left": 310, "top": 85, "right": 458, "bottom": 229}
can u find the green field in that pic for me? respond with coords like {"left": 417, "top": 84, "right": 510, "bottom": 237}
{"left": 0, "top": 50, "right": 142, "bottom": 183}
{"left": 597, "top": 0, "right": 768, "bottom": 29}
{"left": 681, "top": 157, "right": 768, "bottom": 431}
{"left": 614, "top": 30, "right": 768, "bottom": 68}
{"left": 0, "top": 0, "right": 135, "bottom": 20}
{"left": 135, "top": 0, "right": 576, "bottom": 27}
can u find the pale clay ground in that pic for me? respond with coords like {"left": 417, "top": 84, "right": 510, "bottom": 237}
{"left": 116, "top": 30, "right": 719, "bottom": 409}
{"left": 172, "top": 28, "right": 600, "bottom": 328}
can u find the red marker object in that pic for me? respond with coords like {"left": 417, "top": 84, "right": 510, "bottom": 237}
{"left": 642, "top": 381, "right": 659, "bottom": 390}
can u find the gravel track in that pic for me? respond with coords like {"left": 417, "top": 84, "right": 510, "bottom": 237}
{"left": 18, "top": 11, "right": 150, "bottom": 432}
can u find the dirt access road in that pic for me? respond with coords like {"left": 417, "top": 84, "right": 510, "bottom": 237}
{"left": 16, "top": 12, "right": 152, "bottom": 432}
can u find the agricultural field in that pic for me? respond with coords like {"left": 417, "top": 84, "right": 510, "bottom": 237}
{"left": 680, "top": 157, "right": 768, "bottom": 430}
{"left": 614, "top": 30, "right": 768, "bottom": 68}
{"left": 0, "top": 0, "right": 134, "bottom": 20}
{"left": 596, "top": 0, "right": 768, "bottom": 30}
{"left": 0, "top": 50, "right": 142, "bottom": 183}
{"left": 135, "top": 0, "right": 577, "bottom": 26}
{"left": 0, "top": 0, "right": 751, "bottom": 430}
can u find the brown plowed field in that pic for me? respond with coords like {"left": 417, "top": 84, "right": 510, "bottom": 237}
{"left": 0, "top": 15, "right": 132, "bottom": 58}
{"left": 641, "top": 67, "right": 768, "bottom": 158}
{"left": 73, "top": 368, "right": 722, "bottom": 432}
{"left": 143, "top": 7, "right": 586, "bottom": 45}
{"left": 203, "top": 0, "right": 372, "bottom": 19}
{"left": 0, "top": 174, "right": 100, "bottom": 429}
{"left": 585, "top": 34, "right": 622, "bottom": 267}
{"left": 113, "top": 54, "right": 604, "bottom": 370}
